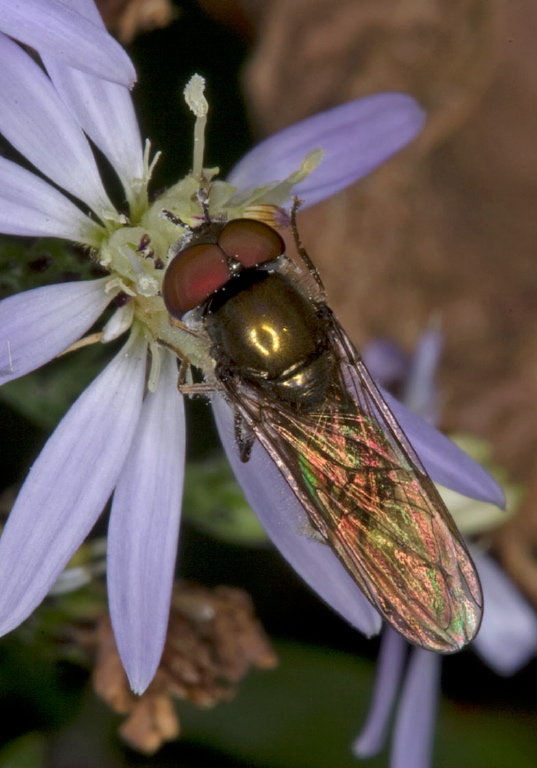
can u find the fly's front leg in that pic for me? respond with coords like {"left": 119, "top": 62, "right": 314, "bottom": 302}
{"left": 179, "top": 382, "right": 216, "bottom": 396}
{"left": 290, "top": 196, "right": 327, "bottom": 299}
{"left": 176, "top": 358, "right": 216, "bottom": 397}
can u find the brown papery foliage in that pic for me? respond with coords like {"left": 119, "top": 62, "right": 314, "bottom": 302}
{"left": 93, "top": 584, "right": 277, "bottom": 754}
{"left": 96, "top": 0, "right": 175, "bottom": 43}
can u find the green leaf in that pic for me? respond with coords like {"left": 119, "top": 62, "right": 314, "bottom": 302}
{"left": 0, "top": 342, "right": 111, "bottom": 431}
{"left": 0, "top": 733, "right": 46, "bottom": 768}
{"left": 176, "top": 641, "right": 537, "bottom": 768}
{"left": 177, "top": 641, "right": 378, "bottom": 768}
{"left": 0, "top": 237, "right": 102, "bottom": 300}
{"left": 183, "top": 457, "right": 268, "bottom": 545}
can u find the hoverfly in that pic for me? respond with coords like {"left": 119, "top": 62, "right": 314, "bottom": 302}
{"left": 161, "top": 204, "right": 482, "bottom": 653}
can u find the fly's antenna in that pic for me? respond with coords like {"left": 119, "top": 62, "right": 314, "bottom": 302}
{"left": 161, "top": 209, "right": 192, "bottom": 231}
{"left": 161, "top": 190, "right": 212, "bottom": 233}
{"left": 290, "top": 196, "right": 326, "bottom": 297}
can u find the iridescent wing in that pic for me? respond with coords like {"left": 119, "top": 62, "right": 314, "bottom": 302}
{"left": 218, "top": 309, "right": 482, "bottom": 652}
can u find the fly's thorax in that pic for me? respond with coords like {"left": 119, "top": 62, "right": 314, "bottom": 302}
{"left": 204, "top": 270, "right": 333, "bottom": 408}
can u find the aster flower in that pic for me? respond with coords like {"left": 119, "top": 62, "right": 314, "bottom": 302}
{"left": 0, "top": 0, "right": 136, "bottom": 85}
{"left": 0, "top": 0, "right": 503, "bottom": 696}
{"left": 354, "top": 330, "right": 537, "bottom": 767}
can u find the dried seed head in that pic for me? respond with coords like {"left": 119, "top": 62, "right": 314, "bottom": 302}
{"left": 93, "top": 582, "right": 277, "bottom": 754}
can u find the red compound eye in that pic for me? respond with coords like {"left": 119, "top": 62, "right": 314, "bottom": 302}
{"left": 218, "top": 218, "right": 285, "bottom": 268}
{"left": 163, "top": 242, "right": 229, "bottom": 318}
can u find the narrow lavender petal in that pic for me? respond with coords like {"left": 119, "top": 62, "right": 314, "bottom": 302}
{"left": 402, "top": 327, "right": 443, "bottom": 425}
{"left": 227, "top": 94, "right": 425, "bottom": 207}
{"left": 212, "top": 395, "right": 382, "bottom": 637}
{"left": 360, "top": 335, "right": 503, "bottom": 506}
{"left": 390, "top": 648, "right": 440, "bottom": 768}
{"left": 0, "top": 33, "right": 114, "bottom": 217}
{"left": 108, "top": 350, "right": 185, "bottom": 694}
{"left": 0, "top": 157, "right": 102, "bottom": 242}
{"left": 0, "top": 0, "right": 135, "bottom": 86}
{"left": 0, "top": 279, "right": 113, "bottom": 385}
{"left": 41, "top": 0, "right": 144, "bottom": 193}
{"left": 471, "top": 550, "right": 537, "bottom": 675}
{"left": 361, "top": 339, "right": 410, "bottom": 390}
{"left": 43, "top": 61, "right": 144, "bottom": 197}
{"left": 0, "top": 336, "right": 147, "bottom": 636}
{"left": 381, "top": 387, "right": 505, "bottom": 508}
{"left": 353, "top": 628, "right": 407, "bottom": 757}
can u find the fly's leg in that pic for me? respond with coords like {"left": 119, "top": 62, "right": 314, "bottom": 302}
{"left": 234, "top": 410, "right": 255, "bottom": 463}
{"left": 290, "top": 196, "right": 327, "bottom": 299}
{"left": 175, "top": 358, "right": 216, "bottom": 397}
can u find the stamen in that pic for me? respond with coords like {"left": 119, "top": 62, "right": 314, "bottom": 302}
{"left": 106, "top": 277, "right": 137, "bottom": 297}
{"left": 57, "top": 332, "right": 104, "bottom": 357}
{"left": 147, "top": 340, "right": 162, "bottom": 392}
{"left": 127, "top": 141, "right": 162, "bottom": 222}
{"left": 184, "top": 74, "right": 208, "bottom": 182}
{"left": 263, "top": 149, "right": 324, "bottom": 202}
{"left": 144, "top": 140, "right": 162, "bottom": 182}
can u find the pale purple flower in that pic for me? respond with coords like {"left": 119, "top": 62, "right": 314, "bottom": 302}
{"left": 0, "top": 0, "right": 504, "bottom": 695}
{"left": 0, "top": 0, "right": 136, "bottom": 85}
{"left": 354, "top": 627, "right": 440, "bottom": 768}
{"left": 354, "top": 330, "right": 537, "bottom": 767}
